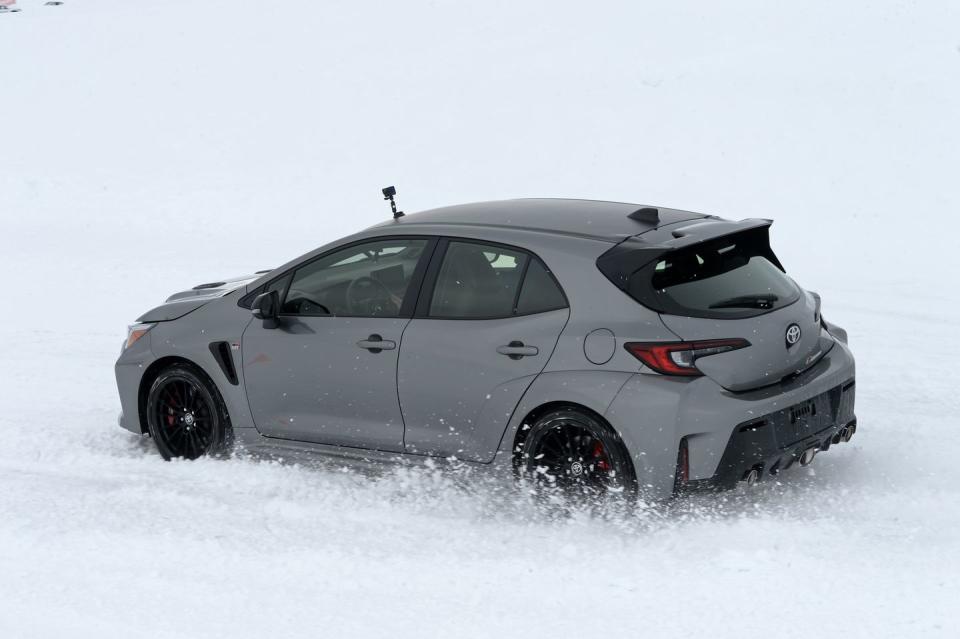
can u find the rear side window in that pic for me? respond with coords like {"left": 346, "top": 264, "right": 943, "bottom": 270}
{"left": 516, "top": 259, "right": 566, "bottom": 315}
{"left": 429, "top": 242, "right": 527, "bottom": 318}
{"left": 601, "top": 228, "right": 800, "bottom": 319}
{"left": 428, "top": 241, "right": 566, "bottom": 319}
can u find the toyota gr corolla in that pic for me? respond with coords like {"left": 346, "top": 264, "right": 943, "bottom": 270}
{"left": 115, "top": 198, "right": 857, "bottom": 500}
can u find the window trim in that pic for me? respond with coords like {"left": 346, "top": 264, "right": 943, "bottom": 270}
{"left": 415, "top": 237, "right": 569, "bottom": 321}
{"left": 238, "top": 235, "right": 439, "bottom": 319}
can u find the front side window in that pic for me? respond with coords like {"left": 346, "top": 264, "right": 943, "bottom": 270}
{"left": 428, "top": 241, "right": 566, "bottom": 319}
{"left": 282, "top": 238, "right": 428, "bottom": 317}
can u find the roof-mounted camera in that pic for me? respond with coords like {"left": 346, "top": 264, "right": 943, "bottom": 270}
{"left": 382, "top": 186, "right": 404, "bottom": 219}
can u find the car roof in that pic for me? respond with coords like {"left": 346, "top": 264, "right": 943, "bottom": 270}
{"left": 376, "top": 198, "right": 711, "bottom": 242}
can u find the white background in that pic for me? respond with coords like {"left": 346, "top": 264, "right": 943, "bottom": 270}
{"left": 1, "top": 1, "right": 958, "bottom": 637}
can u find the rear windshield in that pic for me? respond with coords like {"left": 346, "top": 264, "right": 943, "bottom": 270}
{"left": 614, "top": 228, "right": 801, "bottom": 319}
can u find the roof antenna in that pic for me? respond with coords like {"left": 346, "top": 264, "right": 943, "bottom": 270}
{"left": 628, "top": 207, "right": 659, "bottom": 223}
{"left": 382, "top": 186, "right": 404, "bottom": 219}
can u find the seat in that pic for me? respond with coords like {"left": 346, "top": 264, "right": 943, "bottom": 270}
{"left": 433, "top": 246, "right": 504, "bottom": 317}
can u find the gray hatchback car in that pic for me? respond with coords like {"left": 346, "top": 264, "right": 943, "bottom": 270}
{"left": 115, "top": 198, "right": 857, "bottom": 501}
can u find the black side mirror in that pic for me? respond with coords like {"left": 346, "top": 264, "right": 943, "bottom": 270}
{"left": 252, "top": 290, "right": 280, "bottom": 328}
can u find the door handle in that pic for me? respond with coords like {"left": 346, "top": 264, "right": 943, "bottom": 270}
{"left": 497, "top": 340, "right": 539, "bottom": 360}
{"left": 356, "top": 334, "right": 396, "bottom": 353}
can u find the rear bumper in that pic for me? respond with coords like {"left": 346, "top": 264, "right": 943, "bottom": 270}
{"left": 685, "top": 380, "right": 857, "bottom": 491}
{"left": 605, "top": 339, "right": 856, "bottom": 501}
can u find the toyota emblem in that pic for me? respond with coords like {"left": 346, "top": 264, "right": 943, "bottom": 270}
{"left": 785, "top": 323, "right": 802, "bottom": 347}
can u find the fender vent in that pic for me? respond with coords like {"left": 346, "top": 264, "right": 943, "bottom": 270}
{"left": 209, "top": 341, "right": 239, "bottom": 386}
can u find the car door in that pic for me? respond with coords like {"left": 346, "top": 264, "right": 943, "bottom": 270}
{"left": 398, "top": 239, "right": 569, "bottom": 462}
{"left": 242, "top": 236, "right": 434, "bottom": 451}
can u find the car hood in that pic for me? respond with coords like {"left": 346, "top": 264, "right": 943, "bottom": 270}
{"left": 136, "top": 272, "right": 264, "bottom": 322}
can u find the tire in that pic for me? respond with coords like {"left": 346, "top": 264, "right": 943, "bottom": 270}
{"left": 145, "top": 364, "right": 232, "bottom": 460}
{"left": 519, "top": 407, "right": 637, "bottom": 500}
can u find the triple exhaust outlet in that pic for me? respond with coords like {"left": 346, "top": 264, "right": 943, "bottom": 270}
{"left": 741, "top": 421, "right": 857, "bottom": 484}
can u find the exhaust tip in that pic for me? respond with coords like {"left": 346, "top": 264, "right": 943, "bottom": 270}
{"left": 841, "top": 423, "right": 856, "bottom": 443}
{"left": 742, "top": 468, "right": 761, "bottom": 486}
{"left": 799, "top": 447, "right": 817, "bottom": 466}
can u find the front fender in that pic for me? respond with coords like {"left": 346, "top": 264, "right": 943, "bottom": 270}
{"left": 139, "top": 296, "right": 257, "bottom": 431}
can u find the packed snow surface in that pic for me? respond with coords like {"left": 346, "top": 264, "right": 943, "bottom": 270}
{"left": 2, "top": 1, "right": 959, "bottom": 637}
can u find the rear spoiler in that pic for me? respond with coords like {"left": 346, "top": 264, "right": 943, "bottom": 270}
{"left": 596, "top": 218, "right": 776, "bottom": 290}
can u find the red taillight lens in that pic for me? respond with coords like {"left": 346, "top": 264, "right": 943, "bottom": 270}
{"left": 624, "top": 339, "right": 750, "bottom": 376}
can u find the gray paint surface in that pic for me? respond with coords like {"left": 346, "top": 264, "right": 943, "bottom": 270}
{"left": 115, "top": 198, "right": 856, "bottom": 501}
{"left": 242, "top": 316, "right": 409, "bottom": 451}
{"left": 399, "top": 309, "right": 568, "bottom": 462}
{"left": 659, "top": 290, "right": 831, "bottom": 391}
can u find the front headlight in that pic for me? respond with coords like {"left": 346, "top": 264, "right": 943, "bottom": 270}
{"left": 124, "top": 323, "right": 155, "bottom": 351}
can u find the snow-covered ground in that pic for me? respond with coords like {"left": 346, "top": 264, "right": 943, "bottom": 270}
{"left": 2, "top": 1, "right": 959, "bottom": 636}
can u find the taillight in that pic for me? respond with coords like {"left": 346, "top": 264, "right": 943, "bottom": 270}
{"left": 624, "top": 338, "right": 750, "bottom": 376}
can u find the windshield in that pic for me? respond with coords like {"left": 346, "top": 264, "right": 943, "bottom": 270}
{"left": 619, "top": 228, "right": 801, "bottom": 319}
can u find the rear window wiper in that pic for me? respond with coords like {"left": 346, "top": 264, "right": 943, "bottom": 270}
{"left": 709, "top": 294, "right": 778, "bottom": 309}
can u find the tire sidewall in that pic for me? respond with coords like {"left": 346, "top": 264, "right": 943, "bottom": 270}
{"left": 145, "top": 364, "right": 229, "bottom": 460}
{"left": 522, "top": 408, "right": 638, "bottom": 499}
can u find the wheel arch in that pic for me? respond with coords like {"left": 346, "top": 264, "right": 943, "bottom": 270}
{"left": 511, "top": 400, "right": 636, "bottom": 483}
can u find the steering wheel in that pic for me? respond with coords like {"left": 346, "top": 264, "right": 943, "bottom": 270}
{"left": 345, "top": 276, "right": 397, "bottom": 316}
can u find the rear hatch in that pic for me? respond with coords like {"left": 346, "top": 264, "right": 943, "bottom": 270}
{"left": 598, "top": 221, "right": 833, "bottom": 391}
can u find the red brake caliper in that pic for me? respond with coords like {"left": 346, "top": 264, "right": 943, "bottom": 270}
{"left": 592, "top": 441, "right": 611, "bottom": 472}
{"left": 165, "top": 389, "right": 177, "bottom": 427}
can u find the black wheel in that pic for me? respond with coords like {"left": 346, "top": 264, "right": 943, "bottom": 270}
{"left": 145, "top": 364, "right": 231, "bottom": 460}
{"left": 520, "top": 408, "right": 636, "bottom": 499}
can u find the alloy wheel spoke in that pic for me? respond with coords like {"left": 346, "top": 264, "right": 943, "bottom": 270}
{"left": 154, "top": 377, "right": 216, "bottom": 459}
{"left": 528, "top": 421, "right": 619, "bottom": 495}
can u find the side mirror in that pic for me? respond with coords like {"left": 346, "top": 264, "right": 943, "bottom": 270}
{"left": 252, "top": 290, "right": 280, "bottom": 328}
